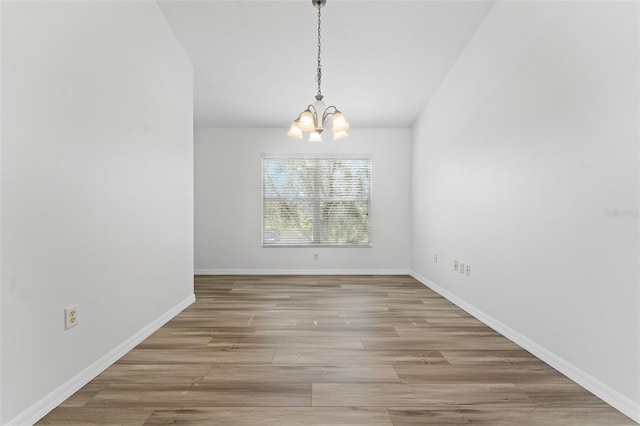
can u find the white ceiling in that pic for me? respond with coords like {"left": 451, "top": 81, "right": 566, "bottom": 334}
{"left": 157, "top": 0, "right": 494, "bottom": 128}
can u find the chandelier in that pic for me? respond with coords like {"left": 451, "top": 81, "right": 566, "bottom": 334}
{"left": 287, "top": 0, "right": 350, "bottom": 142}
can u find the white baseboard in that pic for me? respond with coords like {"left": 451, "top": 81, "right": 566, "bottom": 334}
{"left": 5, "top": 294, "right": 196, "bottom": 426}
{"left": 409, "top": 271, "right": 640, "bottom": 425}
{"left": 195, "top": 269, "right": 410, "bottom": 276}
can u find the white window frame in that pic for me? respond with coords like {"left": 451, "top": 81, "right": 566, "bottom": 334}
{"left": 261, "top": 155, "right": 372, "bottom": 248}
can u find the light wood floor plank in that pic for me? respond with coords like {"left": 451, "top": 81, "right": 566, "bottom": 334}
{"left": 223, "top": 335, "right": 365, "bottom": 350}
{"left": 254, "top": 325, "right": 400, "bottom": 338}
{"left": 204, "top": 364, "right": 400, "bottom": 383}
{"left": 272, "top": 349, "right": 448, "bottom": 365}
{"left": 392, "top": 363, "right": 570, "bottom": 385}
{"left": 85, "top": 383, "right": 311, "bottom": 408}
{"left": 38, "top": 407, "right": 153, "bottom": 425}
{"left": 312, "top": 382, "right": 533, "bottom": 406}
{"left": 388, "top": 406, "right": 634, "bottom": 426}
{"left": 118, "top": 348, "right": 275, "bottom": 364}
{"left": 90, "top": 364, "right": 211, "bottom": 385}
{"left": 143, "top": 407, "right": 393, "bottom": 425}
{"left": 362, "top": 334, "right": 521, "bottom": 351}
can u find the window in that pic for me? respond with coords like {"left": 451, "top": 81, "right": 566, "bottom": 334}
{"left": 262, "top": 156, "right": 371, "bottom": 247}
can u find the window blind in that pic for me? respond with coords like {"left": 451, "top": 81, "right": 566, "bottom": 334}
{"left": 262, "top": 156, "right": 371, "bottom": 247}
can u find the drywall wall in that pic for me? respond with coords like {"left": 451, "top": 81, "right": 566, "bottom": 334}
{"left": 195, "top": 127, "right": 410, "bottom": 274}
{"left": 411, "top": 0, "right": 639, "bottom": 421}
{"left": 1, "top": 1, "right": 193, "bottom": 423}
{"left": 0, "top": 2, "right": 3, "bottom": 422}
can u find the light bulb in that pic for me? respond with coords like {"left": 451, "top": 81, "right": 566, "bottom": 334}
{"left": 298, "top": 110, "right": 316, "bottom": 132}
{"left": 308, "top": 131, "right": 323, "bottom": 142}
{"left": 287, "top": 120, "right": 303, "bottom": 139}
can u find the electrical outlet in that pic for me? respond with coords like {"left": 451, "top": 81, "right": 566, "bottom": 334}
{"left": 453, "top": 260, "right": 459, "bottom": 272}
{"left": 465, "top": 265, "right": 471, "bottom": 277}
{"left": 65, "top": 305, "right": 78, "bottom": 330}
{"left": 459, "top": 262, "right": 465, "bottom": 274}
{"left": 433, "top": 252, "right": 438, "bottom": 263}
{"left": 314, "top": 253, "right": 319, "bottom": 261}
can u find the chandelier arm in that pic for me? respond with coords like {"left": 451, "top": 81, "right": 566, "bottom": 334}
{"left": 321, "top": 105, "right": 339, "bottom": 124}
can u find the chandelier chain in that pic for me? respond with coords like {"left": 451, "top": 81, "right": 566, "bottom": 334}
{"left": 316, "top": 4, "right": 322, "bottom": 98}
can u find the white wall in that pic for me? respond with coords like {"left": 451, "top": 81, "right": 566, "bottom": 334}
{"left": 1, "top": 1, "right": 194, "bottom": 423}
{"left": 411, "top": 1, "right": 639, "bottom": 422}
{"left": 195, "top": 127, "right": 410, "bottom": 274}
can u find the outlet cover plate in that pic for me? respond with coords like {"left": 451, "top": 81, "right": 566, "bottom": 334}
{"left": 65, "top": 305, "right": 78, "bottom": 330}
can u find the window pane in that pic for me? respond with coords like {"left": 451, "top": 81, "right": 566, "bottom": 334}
{"left": 262, "top": 156, "right": 371, "bottom": 247}
{"left": 320, "top": 201, "right": 370, "bottom": 244}
{"left": 319, "top": 159, "right": 370, "bottom": 199}
{"left": 263, "top": 200, "right": 313, "bottom": 245}
{"left": 263, "top": 158, "right": 313, "bottom": 198}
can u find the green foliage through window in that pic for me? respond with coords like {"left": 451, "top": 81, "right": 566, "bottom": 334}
{"left": 262, "top": 156, "right": 371, "bottom": 247}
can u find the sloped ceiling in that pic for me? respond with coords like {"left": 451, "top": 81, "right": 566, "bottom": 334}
{"left": 158, "top": 0, "right": 494, "bottom": 128}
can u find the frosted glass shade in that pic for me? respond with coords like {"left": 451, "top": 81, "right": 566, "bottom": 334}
{"left": 333, "top": 130, "right": 348, "bottom": 140}
{"left": 308, "top": 131, "right": 323, "bottom": 142}
{"left": 298, "top": 110, "right": 316, "bottom": 132}
{"left": 332, "top": 112, "right": 349, "bottom": 132}
{"left": 287, "top": 121, "right": 303, "bottom": 139}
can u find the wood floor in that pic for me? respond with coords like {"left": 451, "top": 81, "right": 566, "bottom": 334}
{"left": 39, "top": 275, "right": 634, "bottom": 425}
